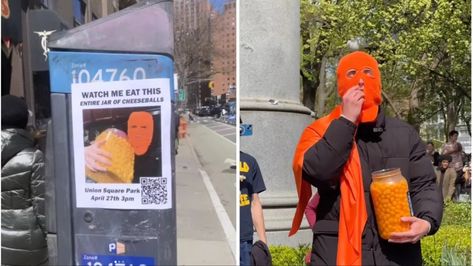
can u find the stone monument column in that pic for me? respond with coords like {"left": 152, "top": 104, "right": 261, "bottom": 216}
{"left": 240, "top": 0, "right": 313, "bottom": 246}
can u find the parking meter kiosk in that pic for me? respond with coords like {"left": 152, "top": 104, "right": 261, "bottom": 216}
{"left": 47, "top": 1, "right": 176, "bottom": 265}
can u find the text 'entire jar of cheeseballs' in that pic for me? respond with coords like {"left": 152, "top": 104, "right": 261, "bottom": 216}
{"left": 370, "top": 168, "right": 412, "bottom": 240}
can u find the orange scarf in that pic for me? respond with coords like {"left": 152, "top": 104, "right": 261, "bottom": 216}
{"left": 289, "top": 106, "right": 367, "bottom": 265}
{"left": 290, "top": 51, "right": 382, "bottom": 265}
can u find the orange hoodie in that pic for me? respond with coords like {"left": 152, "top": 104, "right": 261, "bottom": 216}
{"left": 290, "top": 51, "right": 382, "bottom": 265}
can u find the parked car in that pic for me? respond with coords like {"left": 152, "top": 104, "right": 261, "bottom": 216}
{"left": 197, "top": 106, "right": 211, "bottom": 116}
{"left": 210, "top": 106, "right": 222, "bottom": 118}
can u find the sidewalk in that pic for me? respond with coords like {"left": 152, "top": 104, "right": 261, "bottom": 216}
{"left": 176, "top": 136, "right": 235, "bottom": 265}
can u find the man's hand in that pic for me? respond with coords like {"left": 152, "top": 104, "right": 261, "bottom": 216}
{"left": 85, "top": 140, "right": 112, "bottom": 172}
{"left": 341, "top": 80, "right": 365, "bottom": 124}
{"left": 388, "top": 216, "right": 431, "bottom": 244}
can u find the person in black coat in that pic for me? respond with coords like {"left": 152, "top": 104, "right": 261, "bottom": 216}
{"left": 1, "top": 95, "right": 48, "bottom": 265}
{"left": 291, "top": 52, "right": 443, "bottom": 265}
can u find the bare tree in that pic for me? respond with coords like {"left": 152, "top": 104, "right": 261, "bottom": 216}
{"left": 174, "top": 1, "right": 232, "bottom": 108}
{"left": 175, "top": 23, "right": 211, "bottom": 106}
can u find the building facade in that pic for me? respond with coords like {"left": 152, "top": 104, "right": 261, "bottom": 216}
{"left": 210, "top": 1, "right": 236, "bottom": 101}
{"left": 174, "top": 0, "right": 236, "bottom": 108}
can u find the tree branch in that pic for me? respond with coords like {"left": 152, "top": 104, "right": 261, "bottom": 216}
{"left": 381, "top": 90, "right": 401, "bottom": 118}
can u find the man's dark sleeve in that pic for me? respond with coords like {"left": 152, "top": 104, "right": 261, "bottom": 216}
{"left": 302, "top": 117, "right": 357, "bottom": 187}
{"left": 252, "top": 158, "right": 266, "bottom": 194}
{"left": 407, "top": 127, "right": 443, "bottom": 235}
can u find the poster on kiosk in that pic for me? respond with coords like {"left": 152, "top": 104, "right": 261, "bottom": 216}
{"left": 47, "top": 2, "right": 175, "bottom": 265}
{"left": 49, "top": 51, "right": 175, "bottom": 265}
{"left": 50, "top": 52, "right": 173, "bottom": 211}
{"left": 72, "top": 79, "right": 172, "bottom": 210}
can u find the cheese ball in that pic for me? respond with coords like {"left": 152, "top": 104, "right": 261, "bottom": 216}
{"left": 371, "top": 169, "right": 411, "bottom": 240}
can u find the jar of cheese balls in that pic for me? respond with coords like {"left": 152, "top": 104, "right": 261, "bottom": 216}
{"left": 370, "top": 168, "right": 412, "bottom": 240}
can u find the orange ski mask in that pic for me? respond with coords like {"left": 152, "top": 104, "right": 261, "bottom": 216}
{"left": 338, "top": 51, "right": 382, "bottom": 123}
{"left": 128, "top": 112, "right": 154, "bottom": 156}
{"left": 290, "top": 52, "right": 382, "bottom": 265}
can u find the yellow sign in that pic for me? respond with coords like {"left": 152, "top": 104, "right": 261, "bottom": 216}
{"left": 240, "top": 162, "right": 249, "bottom": 173}
{"left": 240, "top": 194, "right": 250, "bottom": 206}
{"left": 208, "top": 81, "right": 214, "bottom": 89}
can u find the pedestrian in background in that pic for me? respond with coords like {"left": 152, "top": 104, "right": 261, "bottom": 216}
{"left": 1, "top": 95, "right": 48, "bottom": 265}
{"left": 240, "top": 150, "right": 268, "bottom": 265}
{"left": 290, "top": 51, "right": 443, "bottom": 265}
{"left": 441, "top": 130, "right": 463, "bottom": 171}
{"left": 435, "top": 155, "right": 456, "bottom": 202}
{"left": 426, "top": 141, "right": 440, "bottom": 166}
{"left": 441, "top": 130, "right": 465, "bottom": 201}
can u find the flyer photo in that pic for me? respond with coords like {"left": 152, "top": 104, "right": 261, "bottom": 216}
{"left": 83, "top": 106, "right": 162, "bottom": 184}
{"left": 71, "top": 79, "right": 172, "bottom": 210}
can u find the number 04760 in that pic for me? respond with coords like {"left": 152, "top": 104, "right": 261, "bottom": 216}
{"left": 72, "top": 68, "right": 146, "bottom": 83}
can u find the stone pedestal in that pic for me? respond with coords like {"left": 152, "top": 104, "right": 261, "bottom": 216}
{"left": 240, "top": 0, "right": 313, "bottom": 246}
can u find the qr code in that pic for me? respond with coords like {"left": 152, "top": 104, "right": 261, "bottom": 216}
{"left": 140, "top": 177, "right": 168, "bottom": 205}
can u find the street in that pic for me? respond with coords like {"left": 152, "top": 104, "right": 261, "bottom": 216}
{"left": 176, "top": 116, "right": 236, "bottom": 265}
{"left": 189, "top": 115, "right": 236, "bottom": 222}
{"left": 192, "top": 116, "right": 237, "bottom": 143}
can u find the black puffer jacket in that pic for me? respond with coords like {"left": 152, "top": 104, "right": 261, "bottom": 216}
{"left": 1, "top": 128, "right": 48, "bottom": 266}
{"left": 302, "top": 111, "right": 443, "bottom": 266}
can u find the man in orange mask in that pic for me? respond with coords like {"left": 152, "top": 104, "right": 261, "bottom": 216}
{"left": 128, "top": 111, "right": 161, "bottom": 183}
{"left": 128, "top": 111, "right": 154, "bottom": 156}
{"left": 290, "top": 51, "right": 443, "bottom": 265}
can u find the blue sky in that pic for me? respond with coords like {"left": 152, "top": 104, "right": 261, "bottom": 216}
{"left": 208, "top": 0, "right": 232, "bottom": 14}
